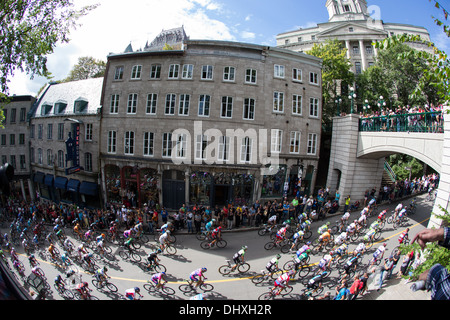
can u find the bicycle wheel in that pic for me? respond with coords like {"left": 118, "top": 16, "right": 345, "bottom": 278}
{"left": 258, "top": 292, "right": 274, "bottom": 300}
{"left": 162, "top": 286, "right": 176, "bottom": 295}
{"left": 143, "top": 282, "right": 156, "bottom": 293}
{"left": 130, "top": 252, "right": 142, "bottom": 262}
{"left": 251, "top": 273, "right": 267, "bottom": 285}
{"left": 298, "top": 266, "right": 311, "bottom": 278}
{"left": 154, "top": 264, "right": 167, "bottom": 273}
{"left": 196, "top": 232, "right": 207, "bottom": 241}
{"left": 218, "top": 265, "right": 232, "bottom": 275}
{"left": 237, "top": 262, "right": 250, "bottom": 273}
{"left": 105, "top": 282, "right": 118, "bottom": 293}
{"left": 280, "top": 243, "right": 291, "bottom": 254}
{"left": 118, "top": 250, "right": 129, "bottom": 260}
{"left": 216, "top": 239, "right": 227, "bottom": 248}
{"left": 257, "top": 227, "right": 269, "bottom": 236}
{"left": 200, "top": 241, "right": 210, "bottom": 250}
{"left": 165, "top": 245, "right": 177, "bottom": 255}
{"left": 199, "top": 283, "right": 214, "bottom": 292}
{"left": 264, "top": 242, "right": 275, "bottom": 250}
{"left": 281, "top": 285, "right": 293, "bottom": 296}
{"left": 178, "top": 283, "right": 193, "bottom": 293}
{"left": 283, "top": 260, "right": 296, "bottom": 271}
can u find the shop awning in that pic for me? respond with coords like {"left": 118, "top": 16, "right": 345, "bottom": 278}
{"left": 54, "top": 177, "right": 68, "bottom": 190}
{"left": 67, "top": 179, "right": 80, "bottom": 192}
{"left": 79, "top": 181, "right": 98, "bottom": 196}
{"left": 33, "top": 172, "right": 45, "bottom": 184}
{"left": 44, "top": 174, "right": 54, "bottom": 187}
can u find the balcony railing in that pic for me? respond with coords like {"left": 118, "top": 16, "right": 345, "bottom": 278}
{"left": 359, "top": 111, "right": 444, "bottom": 133}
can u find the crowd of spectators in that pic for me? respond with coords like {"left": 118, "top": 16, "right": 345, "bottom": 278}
{"left": 358, "top": 104, "right": 444, "bottom": 133}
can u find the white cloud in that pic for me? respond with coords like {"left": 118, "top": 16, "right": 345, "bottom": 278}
{"left": 7, "top": 0, "right": 234, "bottom": 96}
{"left": 245, "top": 14, "right": 252, "bottom": 22}
{"left": 241, "top": 31, "right": 256, "bottom": 40}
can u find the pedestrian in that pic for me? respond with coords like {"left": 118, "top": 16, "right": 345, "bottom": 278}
{"left": 348, "top": 275, "right": 363, "bottom": 300}
{"left": 377, "top": 257, "right": 394, "bottom": 291}
{"left": 186, "top": 210, "right": 194, "bottom": 233}
{"left": 227, "top": 207, "right": 234, "bottom": 230}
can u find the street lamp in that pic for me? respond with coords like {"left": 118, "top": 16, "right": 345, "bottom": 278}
{"left": 335, "top": 96, "right": 342, "bottom": 116}
{"left": 348, "top": 87, "right": 357, "bottom": 114}
{"left": 377, "top": 95, "right": 386, "bottom": 111}
{"left": 363, "top": 99, "right": 371, "bottom": 115}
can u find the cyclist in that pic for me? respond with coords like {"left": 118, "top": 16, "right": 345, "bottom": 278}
{"left": 54, "top": 274, "right": 65, "bottom": 290}
{"left": 353, "top": 242, "right": 366, "bottom": 256}
{"left": 369, "top": 220, "right": 381, "bottom": 231}
{"left": 341, "top": 253, "right": 361, "bottom": 282}
{"left": 73, "top": 222, "right": 82, "bottom": 239}
{"left": 341, "top": 211, "right": 351, "bottom": 225}
{"left": 370, "top": 243, "right": 387, "bottom": 266}
{"left": 28, "top": 254, "right": 39, "bottom": 268}
{"left": 266, "top": 254, "right": 281, "bottom": 274}
{"left": 150, "top": 272, "right": 167, "bottom": 289}
{"left": 317, "top": 229, "right": 332, "bottom": 250}
{"left": 397, "top": 207, "right": 407, "bottom": 222}
{"left": 357, "top": 212, "right": 367, "bottom": 231}
{"left": 363, "top": 228, "right": 377, "bottom": 244}
{"left": 332, "top": 243, "right": 348, "bottom": 264}
{"left": 123, "top": 229, "right": 133, "bottom": 239}
{"left": 318, "top": 222, "right": 330, "bottom": 235}
{"left": 346, "top": 220, "right": 358, "bottom": 238}
{"left": 290, "top": 229, "right": 305, "bottom": 251}
{"left": 398, "top": 228, "right": 410, "bottom": 244}
{"left": 378, "top": 209, "right": 387, "bottom": 222}
{"left": 306, "top": 272, "right": 326, "bottom": 294}
{"left": 125, "top": 287, "right": 142, "bottom": 300}
{"left": 205, "top": 219, "right": 215, "bottom": 234}
{"left": 334, "top": 231, "right": 348, "bottom": 246}
{"left": 96, "top": 233, "right": 106, "bottom": 255}
{"left": 48, "top": 243, "right": 57, "bottom": 261}
{"left": 271, "top": 270, "right": 294, "bottom": 295}
{"left": 76, "top": 282, "right": 91, "bottom": 300}
{"left": 146, "top": 249, "right": 162, "bottom": 271}
{"left": 159, "top": 230, "right": 171, "bottom": 251}
{"left": 189, "top": 267, "right": 207, "bottom": 288}
{"left": 316, "top": 254, "right": 332, "bottom": 275}
{"left": 394, "top": 203, "right": 403, "bottom": 220}
{"left": 275, "top": 224, "right": 289, "bottom": 245}
{"left": 296, "top": 242, "right": 311, "bottom": 258}
{"left": 61, "top": 251, "right": 71, "bottom": 266}
{"left": 231, "top": 246, "right": 248, "bottom": 271}
{"left": 267, "top": 214, "right": 277, "bottom": 229}
{"left": 209, "top": 226, "right": 222, "bottom": 247}
{"left": 84, "top": 229, "right": 93, "bottom": 242}
{"left": 82, "top": 253, "right": 94, "bottom": 268}
{"left": 94, "top": 266, "right": 109, "bottom": 287}
{"left": 77, "top": 243, "right": 88, "bottom": 261}
{"left": 63, "top": 238, "right": 74, "bottom": 254}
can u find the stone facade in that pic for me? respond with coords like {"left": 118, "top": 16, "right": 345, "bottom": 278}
{"left": 100, "top": 39, "right": 323, "bottom": 209}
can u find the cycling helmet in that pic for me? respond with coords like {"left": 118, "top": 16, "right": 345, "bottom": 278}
{"left": 201, "top": 267, "right": 207, "bottom": 272}
{"left": 242, "top": 245, "right": 248, "bottom": 250}
{"left": 101, "top": 233, "right": 105, "bottom": 238}
{"left": 306, "top": 241, "right": 311, "bottom": 246}
{"left": 134, "top": 287, "right": 140, "bottom": 292}
{"left": 157, "top": 249, "right": 162, "bottom": 253}
{"left": 166, "top": 230, "right": 171, "bottom": 234}
{"left": 276, "top": 254, "right": 281, "bottom": 259}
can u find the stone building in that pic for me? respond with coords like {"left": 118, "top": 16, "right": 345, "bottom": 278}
{"left": 100, "top": 28, "right": 323, "bottom": 209}
{"left": 0, "top": 95, "right": 36, "bottom": 201}
{"left": 29, "top": 78, "right": 103, "bottom": 208}
{"left": 276, "top": 0, "right": 432, "bottom": 75}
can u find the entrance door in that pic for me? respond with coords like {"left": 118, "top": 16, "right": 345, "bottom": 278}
{"left": 162, "top": 170, "right": 185, "bottom": 210}
{"left": 214, "top": 185, "right": 231, "bottom": 207}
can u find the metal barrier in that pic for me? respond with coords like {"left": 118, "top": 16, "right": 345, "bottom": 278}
{"left": 359, "top": 111, "right": 444, "bottom": 133}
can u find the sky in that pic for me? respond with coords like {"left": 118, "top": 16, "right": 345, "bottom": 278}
{"left": 7, "top": 0, "right": 450, "bottom": 96}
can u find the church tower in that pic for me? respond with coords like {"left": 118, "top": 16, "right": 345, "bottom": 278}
{"left": 326, "top": 0, "right": 369, "bottom": 22}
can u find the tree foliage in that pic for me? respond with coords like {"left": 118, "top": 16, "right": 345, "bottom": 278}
{"left": 64, "top": 56, "right": 106, "bottom": 82}
{"left": 306, "top": 39, "right": 354, "bottom": 122}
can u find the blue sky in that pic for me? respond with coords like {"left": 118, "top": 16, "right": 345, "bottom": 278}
{"left": 8, "top": 0, "right": 450, "bottom": 96}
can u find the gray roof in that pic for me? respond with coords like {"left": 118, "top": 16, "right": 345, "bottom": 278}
{"left": 33, "top": 78, "right": 103, "bottom": 118}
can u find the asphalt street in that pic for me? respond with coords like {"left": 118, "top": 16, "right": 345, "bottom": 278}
{"left": 3, "top": 193, "right": 435, "bottom": 301}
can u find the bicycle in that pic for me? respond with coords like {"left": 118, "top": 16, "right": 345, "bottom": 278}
{"left": 258, "top": 285, "right": 293, "bottom": 300}
{"left": 53, "top": 278, "right": 75, "bottom": 300}
{"left": 257, "top": 224, "right": 275, "bottom": 236}
{"left": 200, "top": 238, "right": 227, "bottom": 250}
{"left": 118, "top": 248, "right": 142, "bottom": 263}
{"left": 92, "top": 276, "right": 118, "bottom": 293}
{"left": 178, "top": 279, "right": 214, "bottom": 293}
{"left": 218, "top": 259, "right": 250, "bottom": 275}
{"left": 283, "top": 257, "right": 311, "bottom": 280}
{"left": 142, "top": 262, "right": 167, "bottom": 273}
{"left": 251, "top": 268, "right": 281, "bottom": 285}
{"left": 143, "top": 280, "right": 175, "bottom": 296}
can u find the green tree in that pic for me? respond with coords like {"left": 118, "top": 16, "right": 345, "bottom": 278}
{"left": 356, "top": 65, "right": 391, "bottom": 111}
{"left": 64, "top": 56, "right": 106, "bottom": 82}
{"left": 306, "top": 39, "right": 354, "bottom": 122}
{"left": 0, "top": 0, "right": 98, "bottom": 127}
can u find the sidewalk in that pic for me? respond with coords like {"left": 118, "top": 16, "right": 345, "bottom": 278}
{"left": 360, "top": 275, "right": 431, "bottom": 300}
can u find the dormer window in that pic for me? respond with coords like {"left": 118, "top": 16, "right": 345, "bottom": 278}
{"left": 74, "top": 98, "right": 88, "bottom": 113}
{"left": 54, "top": 101, "right": 67, "bottom": 115}
{"left": 41, "top": 104, "right": 52, "bottom": 116}
{"left": 349, "top": 27, "right": 354, "bottom": 32}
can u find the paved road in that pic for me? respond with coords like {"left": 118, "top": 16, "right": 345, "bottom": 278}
{"left": 4, "top": 193, "right": 434, "bottom": 301}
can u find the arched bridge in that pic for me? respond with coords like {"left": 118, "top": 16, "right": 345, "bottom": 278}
{"left": 326, "top": 110, "right": 448, "bottom": 228}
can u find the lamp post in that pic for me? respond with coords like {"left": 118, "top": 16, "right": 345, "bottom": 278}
{"left": 363, "top": 99, "right": 371, "bottom": 115}
{"left": 335, "top": 96, "right": 342, "bottom": 116}
{"left": 348, "top": 87, "right": 356, "bottom": 114}
{"left": 377, "top": 95, "right": 386, "bottom": 111}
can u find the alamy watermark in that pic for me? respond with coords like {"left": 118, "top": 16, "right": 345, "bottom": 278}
{"left": 170, "top": 121, "right": 280, "bottom": 175}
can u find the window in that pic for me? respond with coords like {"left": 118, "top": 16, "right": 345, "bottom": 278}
{"left": 85, "top": 123, "right": 93, "bottom": 141}
{"left": 343, "top": 5, "right": 351, "bottom": 12}
{"left": 0, "top": 135, "right": 5, "bottom": 145}
{"left": 143, "top": 132, "right": 154, "bottom": 156}
{"left": 165, "top": 94, "right": 176, "bottom": 115}
{"left": 221, "top": 96, "right": 233, "bottom": 118}
{"left": 10, "top": 155, "right": 16, "bottom": 169}
{"left": 274, "top": 65, "right": 285, "bottom": 78}
{"left": 240, "top": 137, "right": 252, "bottom": 163}
{"left": 349, "top": 27, "right": 354, "bottom": 32}
{"left": 311, "top": 35, "right": 316, "bottom": 41}
{"left": 168, "top": 64, "right": 180, "bottom": 79}
{"left": 223, "top": 67, "right": 235, "bottom": 82}
{"left": 124, "top": 131, "right": 135, "bottom": 155}
{"left": 47, "top": 149, "right": 52, "bottom": 166}
{"left": 58, "top": 123, "right": 64, "bottom": 140}
{"left": 182, "top": 64, "right": 194, "bottom": 79}
{"left": 366, "top": 46, "right": 373, "bottom": 55}
{"left": 19, "top": 134, "right": 25, "bottom": 145}
{"left": 352, "top": 46, "right": 360, "bottom": 55}
{"left": 30, "top": 148, "right": 34, "bottom": 164}
{"left": 146, "top": 94, "right": 158, "bottom": 115}
{"left": 298, "top": 37, "right": 302, "bottom": 42}
{"left": 245, "top": 69, "right": 257, "bottom": 84}
{"left": 150, "top": 64, "right": 161, "bottom": 79}
{"left": 19, "top": 108, "right": 26, "bottom": 122}
{"left": 107, "top": 131, "right": 116, "bottom": 154}
{"left": 162, "top": 133, "right": 172, "bottom": 158}
{"left": 131, "top": 65, "right": 142, "bottom": 79}
{"left": 114, "top": 66, "right": 124, "bottom": 80}
{"left": 41, "top": 104, "right": 52, "bottom": 115}
{"left": 1, "top": 155, "right": 6, "bottom": 165}
{"left": 110, "top": 95, "right": 119, "bottom": 114}
{"left": 57, "top": 150, "right": 64, "bottom": 168}
{"left": 218, "top": 136, "right": 230, "bottom": 162}
{"left": 355, "top": 62, "right": 362, "bottom": 75}
{"left": 74, "top": 99, "right": 88, "bottom": 113}
{"left": 309, "top": 72, "right": 319, "bottom": 85}
{"left": 38, "top": 148, "right": 43, "bottom": 164}
{"left": 309, "top": 97, "right": 319, "bottom": 118}
{"left": 179, "top": 94, "right": 190, "bottom": 116}
{"left": 127, "top": 94, "right": 138, "bottom": 114}
{"left": 201, "top": 65, "right": 213, "bottom": 80}
{"left": 9, "top": 134, "right": 15, "bottom": 145}
{"left": 198, "top": 95, "right": 211, "bottom": 117}
{"left": 38, "top": 124, "right": 43, "bottom": 139}
{"left": 20, "top": 155, "right": 26, "bottom": 170}
{"left": 292, "top": 68, "right": 302, "bottom": 82}
{"left": 271, "top": 129, "right": 283, "bottom": 153}
{"left": 30, "top": 125, "right": 35, "bottom": 139}
{"left": 175, "top": 134, "right": 187, "bottom": 159}
{"left": 195, "top": 135, "right": 208, "bottom": 160}
{"left": 273, "top": 91, "right": 284, "bottom": 113}
{"left": 307, "top": 133, "right": 317, "bottom": 155}
{"left": 243, "top": 98, "right": 255, "bottom": 120}
{"left": 292, "top": 95, "right": 303, "bottom": 115}
{"left": 47, "top": 124, "right": 53, "bottom": 140}
{"left": 290, "top": 131, "right": 301, "bottom": 154}
{"left": 84, "top": 153, "right": 93, "bottom": 172}
{"left": 10, "top": 109, "right": 16, "bottom": 123}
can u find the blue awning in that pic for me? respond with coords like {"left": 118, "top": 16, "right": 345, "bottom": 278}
{"left": 54, "top": 177, "right": 68, "bottom": 190}
{"left": 80, "top": 181, "right": 98, "bottom": 196}
{"left": 33, "top": 172, "right": 45, "bottom": 184}
{"left": 67, "top": 179, "right": 80, "bottom": 192}
{"left": 44, "top": 174, "right": 54, "bottom": 187}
